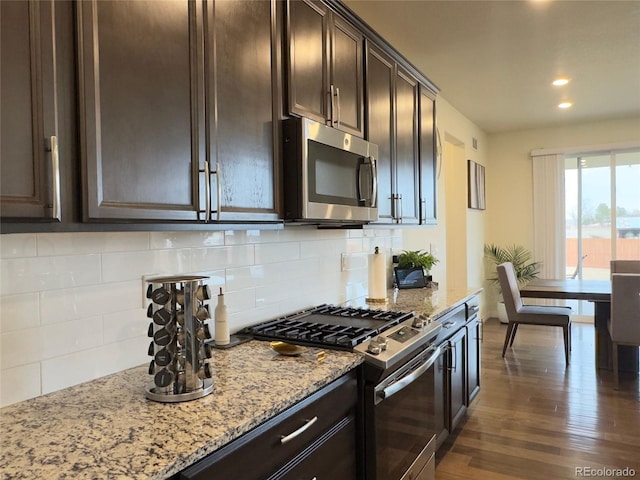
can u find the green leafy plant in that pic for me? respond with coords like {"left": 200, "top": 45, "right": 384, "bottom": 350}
{"left": 397, "top": 250, "right": 439, "bottom": 272}
{"left": 483, "top": 244, "right": 541, "bottom": 290}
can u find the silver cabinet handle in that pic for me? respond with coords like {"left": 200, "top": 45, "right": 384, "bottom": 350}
{"left": 449, "top": 343, "right": 457, "bottom": 372}
{"left": 335, "top": 87, "right": 341, "bottom": 127}
{"left": 49, "top": 136, "right": 61, "bottom": 221}
{"left": 436, "top": 126, "right": 443, "bottom": 180}
{"left": 329, "top": 85, "right": 335, "bottom": 126}
{"left": 213, "top": 161, "right": 221, "bottom": 221}
{"left": 200, "top": 160, "right": 212, "bottom": 221}
{"left": 199, "top": 161, "right": 222, "bottom": 221}
{"left": 397, "top": 194, "right": 403, "bottom": 222}
{"left": 280, "top": 416, "right": 318, "bottom": 444}
{"left": 421, "top": 199, "right": 426, "bottom": 223}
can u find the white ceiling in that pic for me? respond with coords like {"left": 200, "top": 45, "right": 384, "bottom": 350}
{"left": 343, "top": 0, "right": 640, "bottom": 134}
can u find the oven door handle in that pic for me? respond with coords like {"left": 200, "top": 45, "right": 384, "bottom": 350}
{"left": 377, "top": 346, "right": 442, "bottom": 403}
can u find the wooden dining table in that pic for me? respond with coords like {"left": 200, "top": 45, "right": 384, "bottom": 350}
{"left": 520, "top": 278, "right": 638, "bottom": 372}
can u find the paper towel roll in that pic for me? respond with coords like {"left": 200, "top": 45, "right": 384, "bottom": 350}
{"left": 367, "top": 247, "right": 387, "bottom": 303}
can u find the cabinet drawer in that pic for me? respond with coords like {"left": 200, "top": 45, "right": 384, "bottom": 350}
{"left": 274, "top": 416, "right": 357, "bottom": 480}
{"left": 179, "top": 371, "right": 358, "bottom": 480}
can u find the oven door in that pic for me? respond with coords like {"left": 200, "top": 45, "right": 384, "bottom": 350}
{"left": 368, "top": 345, "right": 441, "bottom": 480}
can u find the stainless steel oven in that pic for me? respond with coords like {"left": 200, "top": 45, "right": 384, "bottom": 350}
{"left": 282, "top": 117, "right": 378, "bottom": 223}
{"left": 362, "top": 343, "right": 441, "bottom": 480}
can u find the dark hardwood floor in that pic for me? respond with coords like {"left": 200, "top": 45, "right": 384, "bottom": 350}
{"left": 436, "top": 318, "right": 640, "bottom": 480}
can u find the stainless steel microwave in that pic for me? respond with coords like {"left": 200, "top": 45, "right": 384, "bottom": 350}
{"left": 282, "top": 117, "right": 378, "bottom": 223}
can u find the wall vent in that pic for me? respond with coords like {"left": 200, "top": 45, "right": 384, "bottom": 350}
{"left": 472, "top": 137, "right": 478, "bottom": 150}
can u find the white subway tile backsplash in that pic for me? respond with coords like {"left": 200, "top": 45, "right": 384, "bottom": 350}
{"left": 36, "top": 232, "right": 150, "bottom": 256}
{"left": 1, "top": 316, "right": 103, "bottom": 369}
{"left": 192, "top": 245, "right": 254, "bottom": 270}
{"left": 39, "top": 281, "right": 141, "bottom": 325}
{"left": 41, "top": 336, "right": 148, "bottom": 395}
{"left": 254, "top": 242, "right": 300, "bottom": 265}
{"left": 223, "top": 288, "right": 257, "bottom": 314}
{"left": 0, "top": 254, "right": 102, "bottom": 295}
{"left": 103, "top": 309, "right": 147, "bottom": 344}
{"left": 101, "top": 249, "right": 192, "bottom": 282}
{"left": 0, "top": 293, "right": 40, "bottom": 333}
{"left": 225, "top": 265, "right": 265, "bottom": 291}
{"left": 149, "top": 231, "right": 224, "bottom": 249}
{"left": 224, "top": 229, "right": 277, "bottom": 245}
{"left": 0, "top": 363, "right": 41, "bottom": 407}
{"left": 0, "top": 234, "right": 37, "bottom": 258}
{"left": 0, "top": 228, "right": 400, "bottom": 405}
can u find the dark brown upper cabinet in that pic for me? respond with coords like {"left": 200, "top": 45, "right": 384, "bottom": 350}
{"left": 366, "top": 43, "right": 419, "bottom": 225}
{"left": 208, "top": 0, "right": 280, "bottom": 221}
{"left": 77, "top": 0, "right": 205, "bottom": 221}
{"left": 420, "top": 86, "right": 437, "bottom": 225}
{"left": 77, "top": 0, "right": 280, "bottom": 223}
{"left": 1, "top": 0, "right": 60, "bottom": 221}
{"left": 286, "top": 0, "right": 364, "bottom": 137}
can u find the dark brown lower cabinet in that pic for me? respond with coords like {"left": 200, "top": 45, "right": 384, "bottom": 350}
{"left": 177, "top": 370, "right": 359, "bottom": 480}
{"left": 448, "top": 326, "right": 467, "bottom": 432}
{"left": 466, "top": 316, "right": 481, "bottom": 403}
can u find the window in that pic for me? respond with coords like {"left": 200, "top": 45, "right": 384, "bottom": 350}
{"left": 564, "top": 149, "right": 640, "bottom": 313}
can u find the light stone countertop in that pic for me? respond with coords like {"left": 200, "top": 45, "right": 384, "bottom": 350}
{"left": 0, "top": 341, "right": 363, "bottom": 480}
{"left": 350, "top": 286, "right": 483, "bottom": 319}
{"left": 0, "top": 286, "right": 480, "bottom": 480}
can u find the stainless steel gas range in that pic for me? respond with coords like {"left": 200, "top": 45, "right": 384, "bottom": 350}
{"left": 246, "top": 303, "right": 453, "bottom": 480}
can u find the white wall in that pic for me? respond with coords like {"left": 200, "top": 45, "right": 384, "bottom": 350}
{"left": 403, "top": 97, "right": 488, "bottom": 303}
{"left": 0, "top": 227, "right": 403, "bottom": 406}
{"left": 484, "top": 116, "right": 640, "bottom": 312}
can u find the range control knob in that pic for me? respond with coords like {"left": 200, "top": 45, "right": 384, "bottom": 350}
{"left": 412, "top": 316, "right": 429, "bottom": 328}
{"left": 367, "top": 336, "right": 387, "bottom": 355}
{"left": 367, "top": 342, "right": 381, "bottom": 355}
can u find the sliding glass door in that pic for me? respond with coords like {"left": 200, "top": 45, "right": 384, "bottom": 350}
{"left": 564, "top": 149, "right": 640, "bottom": 314}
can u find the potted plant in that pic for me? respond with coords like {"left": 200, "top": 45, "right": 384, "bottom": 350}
{"left": 484, "top": 244, "right": 541, "bottom": 323}
{"left": 395, "top": 250, "right": 439, "bottom": 288}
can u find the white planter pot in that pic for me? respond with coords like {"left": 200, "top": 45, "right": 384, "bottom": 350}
{"left": 497, "top": 301, "right": 509, "bottom": 324}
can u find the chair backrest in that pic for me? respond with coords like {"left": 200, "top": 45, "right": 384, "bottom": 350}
{"left": 497, "top": 262, "right": 523, "bottom": 321}
{"left": 610, "top": 273, "right": 640, "bottom": 344}
{"left": 611, "top": 260, "right": 640, "bottom": 275}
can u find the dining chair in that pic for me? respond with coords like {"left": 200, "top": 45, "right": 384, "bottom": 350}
{"left": 610, "top": 260, "right": 640, "bottom": 274}
{"left": 497, "top": 262, "right": 572, "bottom": 366}
{"left": 608, "top": 273, "right": 640, "bottom": 388}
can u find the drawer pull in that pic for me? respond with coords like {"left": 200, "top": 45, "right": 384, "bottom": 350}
{"left": 280, "top": 416, "right": 318, "bottom": 444}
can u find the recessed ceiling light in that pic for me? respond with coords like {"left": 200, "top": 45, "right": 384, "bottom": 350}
{"left": 553, "top": 78, "right": 570, "bottom": 86}
{"left": 558, "top": 102, "right": 573, "bottom": 109}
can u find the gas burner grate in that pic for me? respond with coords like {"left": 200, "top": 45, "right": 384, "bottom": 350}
{"left": 246, "top": 304, "right": 415, "bottom": 350}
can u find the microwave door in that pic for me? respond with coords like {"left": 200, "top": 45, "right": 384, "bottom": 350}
{"left": 357, "top": 157, "right": 377, "bottom": 208}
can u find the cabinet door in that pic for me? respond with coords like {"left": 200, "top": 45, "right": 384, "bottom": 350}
{"left": 448, "top": 328, "right": 467, "bottom": 432}
{"left": 77, "top": 0, "right": 204, "bottom": 221}
{"left": 466, "top": 316, "right": 481, "bottom": 404}
{"left": 419, "top": 87, "right": 437, "bottom": 225}
{"left": 287, "top": 0, "right": 329, "bottom": 125}
{"left": 365, "top": 44, "right": 394, "bottom": 222}
{"left": 394, "top": 67, "right": 420, "bottom": 224}
{"left": 212, "top": 0, "right": 279, "bottom": 220}
{"left": 1, "top": 0, "right": 59, "bottom": 220}
{"left": 330, "top": 15, "right": 363, "bottom": 137}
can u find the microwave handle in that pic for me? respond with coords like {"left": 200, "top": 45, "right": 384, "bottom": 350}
{"left": 357, "top": 157, "right": 377, "bottom": 207}
{"left": 370, "top": 156, "right": 377, "bottom": 208}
